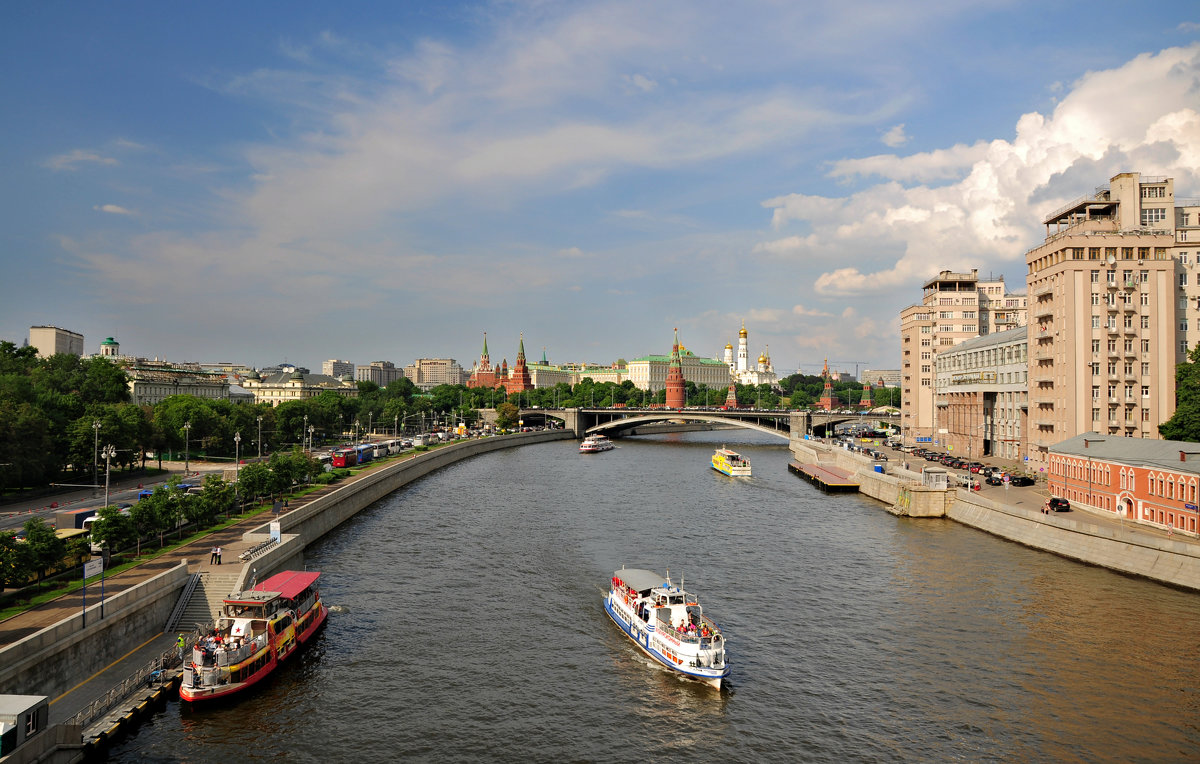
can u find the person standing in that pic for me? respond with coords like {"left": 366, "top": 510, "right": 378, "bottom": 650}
{"left": 210, "top": 546, "right": 218, "bottom": 564}
{"left": 216, "top": 546, "right": 222, "bottom": 565}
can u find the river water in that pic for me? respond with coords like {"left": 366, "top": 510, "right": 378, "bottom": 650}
{"left": 109, "top": 431, "right": 1200, "bottom": 762}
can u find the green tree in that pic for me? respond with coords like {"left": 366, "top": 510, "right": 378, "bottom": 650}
{"left": 495, "top": 402, "right": 519, "bottom": 429}
{"left": 237, "top": 462, "right": 271, "bottom": 506}
{"left": 22, "top": 518, "right": 65, "bottom": 585}
{"left": 1161, "top": 343, "right": 1200, "bottom": 441}
{"left": 91, "top": 504, "right": 136, "bottom": 557}
{"left": 0, "top": 529, "right": 33, "bottom": 589}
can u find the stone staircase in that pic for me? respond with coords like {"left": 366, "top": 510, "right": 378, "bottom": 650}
{"left": 172, "top": 569, "right": 242, "bottom": 634}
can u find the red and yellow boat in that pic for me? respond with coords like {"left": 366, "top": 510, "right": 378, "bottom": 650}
{"left": 180, "top": 570, "right": 328, "bottom": 702}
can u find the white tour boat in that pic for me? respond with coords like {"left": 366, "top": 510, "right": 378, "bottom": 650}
{"left": 711, "top": 447, "right": 752, "bottom": 477}
{"left": 579, "top": 434, "right": 615, "bottom": 453}
{"left": 604, "top": 568, "right": 730, "bottom": 689}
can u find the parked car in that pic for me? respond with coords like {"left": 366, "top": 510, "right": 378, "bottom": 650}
{"left": 1048, "top": 497, "right": 1071, "bottom": 512}
{"left": 1009, "top": 476, "right": 1036, "bottom": 487}
{"left": 985, "top": 474, "right": 1004, "bottom": 486}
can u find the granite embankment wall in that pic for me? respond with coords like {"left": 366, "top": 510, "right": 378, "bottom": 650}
{"left": 948, "top": 490, "right": 1200, "bottom": 590}
{"left": 788, "top": 439, "right": 1200, "bottom": 590}
{"left": 0, "top": 563, "right": 189, "bottom": 698}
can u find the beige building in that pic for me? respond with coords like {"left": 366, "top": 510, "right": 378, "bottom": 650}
{"left": 356, "top": 361, "right": 403, "bottom": 387}
{"left": 241, "top": 370, "right": 359, "bottom": 406}
{"left": 28, "top": 325, "right": 84, "bottom": 358}
{"left": 403, "top": 358, "right": 468, "bottom": 390}
{"left": 322, "top": 359, "right": 354, "bottom": 378}
{"left": 861, "top": 369, "right": 900, "bottom": 387}
{"left": 125, "top": 362, "right": 231, "bottom": 406}
{"left": 899, "top": 270, "right": 1025, "bottom": 445}
{"left": 1024, "top": 172, "right": 1199, "bottom": 469}
{"left": 934, "top": 326, "right": 1028, "bottom": 463}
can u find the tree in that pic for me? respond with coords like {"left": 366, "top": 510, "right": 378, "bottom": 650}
{"left": 495, "top": 402, "right": 519, "bottom": 429}
{"left": 91, "top": 504, "right": 136, "bottom": 557}
{"left": 22, "top": 518, "right": 65, "bottom": 585}
{"left": 0, "top": 529, "right": 33, "bottom": 589}
{"left": 237, "top": 462, "right": 271, "bottom": 506}
{"left": 1161, "top": 343, "right": 1200, "bottom": 441}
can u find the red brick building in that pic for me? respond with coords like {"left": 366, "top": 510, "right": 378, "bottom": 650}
{"left": 665, "top": 328, "right": 686, "bottom": 409}
{"left": 504, "top": 334, "right": 533, "bottom": 395}
{"left": 1048, "top": 432, "right": 1200, "bottom": 535}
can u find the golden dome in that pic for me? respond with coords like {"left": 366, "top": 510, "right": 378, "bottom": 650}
{"left": 725, "top": 343, "right": 733, "bottom": 349}
{"left": 739, "top": 326, "right": 747, "bottom": 338}
{"left": 758, "top": 354, "right": 767, "bottom": 364}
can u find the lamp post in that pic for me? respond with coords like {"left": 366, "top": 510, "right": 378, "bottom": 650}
{"left": 182, "top": 421, "right": 192, "bottom": 476}
{"left": 355, "top": 419, "right": 361, "bottom": 444}
{"left": 368, "top": 413, "right": 373, "bottom": 441}
{"left": 102, "top": 444, "right": 116, "bottom": 508}
{"left": 308, "top": 425, "right": 314, "bottom": 453}
{"left": 92, "top": 420, "right": 101, "bottom": 492}
{"left": 394, "top": 415, "right": 399, "bottom": 438}
{"left": 234, "top": 432, "right": 242, "bottom": 513}
{"left": 257, "top": 416, "right": 263, "bottom": 461}
{"left": 303, "top": 414, "right": 308, "bottom": 450}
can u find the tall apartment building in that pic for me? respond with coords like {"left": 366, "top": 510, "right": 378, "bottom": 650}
{"left": 28, "top": 325, "right": 84, "bottom": 358}
{"left": 1024, "top": 172, "right": 1200, "bottom": 468}
{"left": 403, "top": 358, "right": 467, "bottom": 390}
{"left": 933, "top": 326, "right": 1028, "bottom": 462}
{"left": 356, "top": 360, "right": 403, "bottom": 387}
{"left": 322, "top": 359, "right": 355, "bottom": 379}
{"left": 899, "top": 270, "right": 1025, "bottom": 445}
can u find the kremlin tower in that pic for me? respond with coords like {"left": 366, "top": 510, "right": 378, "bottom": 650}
{"left": 859, "top": 380, "right": 873, "bottom": 409}
{"left": 665, "top": 328, "right": 686, "bottom": 409}
{"left": 504, "top": 333, "right": 533, "bottom": 394}
{"left": 818, "top": 358, "right": 835, "bottom": 411}
{"left": 467, "top": 332, "right": 503, "bottom": 389}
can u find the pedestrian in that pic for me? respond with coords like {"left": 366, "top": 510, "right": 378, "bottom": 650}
{"left": 210, "top": 546, "right": 218, "bottom": 564}
{"left": 216, "top": 546, "right": 222, "bottom": 565}
{"left": 1168, "top": 521, "right": 1174, "bottom": 537}
{"left": 176, "top": 633, "right": 186, "bottom": 661}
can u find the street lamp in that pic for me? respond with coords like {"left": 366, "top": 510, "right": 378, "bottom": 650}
{"left": 368, "top": 413, "right": 373, "bottom": 440}
{"left": 394, "top": 415, "right": 399, "bottom": 438}
{"left": 355, "top": 419, "right": 361, "bottom": 444}
{"left": 308, "top": 425, "right": 314, "bottom": 452}
{"left": 303, "top": 414, "right": 308, "bottom": 450}
{"left": 102, "top": 444, "right": 117, "bottom": 508}
{"left": 182, "top": 421, "right": 192, "bottom": 476}
{"left": 234, "top": 432, "right": 242, "bottom": 511}
{"left": 257, "top": 415, "right": 263, "bottom": 461}
{"left": 92, "top": 420, "right": 101, "bottom": 491}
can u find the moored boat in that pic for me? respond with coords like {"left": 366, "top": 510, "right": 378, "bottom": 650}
{"left": 603, "top": 568, "right": 730, "bottom": 689}
{"left": 711, "top": 447, "right": 751, "bottom": 477}
{"left": 180, "top": 570, "right": 328, "bottom": 703}
{"left": 579, "top": 434, "right": 615, "bottom": 453}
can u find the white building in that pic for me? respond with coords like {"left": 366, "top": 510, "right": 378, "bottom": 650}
{"left": 28, "top": 325, "right": 84, "bottom": 358}
{"left": 722, "top": 322, "right": 779, "bottom": 388}
{"left": 322, "top": 359, "right": 355, "bottom": 378}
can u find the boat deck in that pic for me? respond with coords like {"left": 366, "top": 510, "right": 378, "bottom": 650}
{"left": 788, "top": 461, "right": 859, "bottom": 492}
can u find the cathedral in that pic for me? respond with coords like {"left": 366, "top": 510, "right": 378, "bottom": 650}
{"left": 723, "top": 321, "right": 779, "bottom": 389}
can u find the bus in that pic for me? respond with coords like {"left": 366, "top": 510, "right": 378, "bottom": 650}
{"left": 331, "top": 448, "right": 358, "bottom": 468}
{"left": 355, "top": 444, "right": 373, "bottom": 464}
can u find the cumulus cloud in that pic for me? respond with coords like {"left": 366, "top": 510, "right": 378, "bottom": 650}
{"left": 557, "top": 246, "right": 585, "bottom": 257}
{"left": 792, "top": 304, "right": 832, "bottom": 317}
{"left": 46, "top": 150, "right": 118, "bottom": 171}
{"left": 93, "top": 204, "right": 133, "bottom": 215}
{"left": 757, "top": 43, "right": 1200, "bottom": 297}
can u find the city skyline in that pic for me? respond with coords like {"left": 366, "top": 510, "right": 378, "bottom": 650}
{"left": 2, "top": 3, "right": 1198, "bottom": 371}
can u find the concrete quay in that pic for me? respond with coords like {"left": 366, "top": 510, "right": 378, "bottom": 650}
{"left": 0, "top": 429, "right": 572, "bottom": 761}
{"left": 790, "top": 437, "right": 1200, "bottom": 591}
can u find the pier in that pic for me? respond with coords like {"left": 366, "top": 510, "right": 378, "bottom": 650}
{"left": 788, "top": 461, "right": 860, "bottom": 492}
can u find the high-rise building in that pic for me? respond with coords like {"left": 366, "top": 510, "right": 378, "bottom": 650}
{"left": 323, "top": 359, "right": 354, "bottom": 379}
{"left": 1024, "top": 171, "right": 1200, "bottom": 468}
{"left": 28, "top": 325, "right": 84, "bottom": 358}
{"left": 355, "top": 361, "right": 403, "bottom": 387}
{"left": 899, "top": 270, "right": 1024, "bottom": 445}
{"left": 403, "top": 358, "right": 467, "bottom": 390}
{"left": 933, "top": 325, "right": 1028, "bottom": 462}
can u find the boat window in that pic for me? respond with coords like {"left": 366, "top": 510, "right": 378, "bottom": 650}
{"left": 669, "top": 595, "right": 684, "bottom": 605}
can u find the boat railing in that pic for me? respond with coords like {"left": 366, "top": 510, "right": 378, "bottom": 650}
{"left": 656, "top": 616, "right": 723, "bottom": 647}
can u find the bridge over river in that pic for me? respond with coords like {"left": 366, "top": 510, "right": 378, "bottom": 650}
{"left": 511, "top": 407, "right": 900, "bottom": 441}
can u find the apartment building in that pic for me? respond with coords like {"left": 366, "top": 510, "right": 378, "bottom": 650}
{"left": 356, "top": 360, "right": 404, "bottom": 387}
{"left": 28, "top": 325, "right": 84, "bottom": 358}
{"left": 933, "top": 326, "right": 1028, "bottom": 462}
{"left": 1024, "top": 172, "right": 1200, "bottom": 469}
{"left": 322, "top": 359, "right": 355, "bottom": 379}
{"left": 899, "top": 270, "right": 1024, "bottom": 445}
{"left": 403, "top": 358, "right": 468, "bottom": 390}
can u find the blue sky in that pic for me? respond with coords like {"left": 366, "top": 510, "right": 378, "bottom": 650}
{"left": 2, "top": 2, "right": 1198, "bottom": 376}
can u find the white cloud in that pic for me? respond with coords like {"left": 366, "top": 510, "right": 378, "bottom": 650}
{"left": 757, "top": 43, "right": 1200, "bottom": 297}
{"left": 93, "top": 204, "right": 133, "bottom": 215}
{"left": 881, "top": 123, "right": 908, "bottom": 147}
{"left": 557, "top": 246, "right": 585, "bottom": 257}
{"left": 46, "top": 150, "right": 118, "bottom": 171}
{"left": 792, "top": 304, "right": 832, "bottom": 317}
{"left": 624, "top": 73, "right": 657, "bottom": 92}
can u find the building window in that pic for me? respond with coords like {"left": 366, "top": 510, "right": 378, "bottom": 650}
{"left": 1182, "top": 319, "right": 1189, "bottom": 332}
{"left": 1141, "top": 315, "right": 1150, "bottom": 329}
{"left": 1092, "top": 386, "right": 1100, "bottom": 399}
{"left": 1183, "top": 340, "right": 1190, "bottom": 354}
{"left": 1091, "top": 270, "right": 1100, "bottom": 283}
{"left": 1093, "top": 316, "right": 1101, "bottom": 329}
{"left": 1142, "top": 339, "right": 1151, "bottom": 352}
{"left": 1092, "top": 339, "right": 1101, "bottom": 353}
{"left": 1182, "top": 273, "right": 1190, "bottom": 287}
{"left": 1142, "top": 208, "right": 1167, "bottom": 225}
{"left": 1092, "top": 408, "right": 1100, "bottom": 421}
{"left": 1142, "top": 186, "right": 1166, "bottom": 198}
{"left": 1091, "top": 294, "right": 1101, "bottom": 306}
{"left": 1142, "top": 362, "right": 1150, "bottom": 375}
{"left": 1142, "top": 385, "right": 1150, "bottom": 398}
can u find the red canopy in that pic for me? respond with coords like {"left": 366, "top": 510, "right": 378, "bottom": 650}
{"left": 253, "top": 570, "right": 321, "bottom": 600}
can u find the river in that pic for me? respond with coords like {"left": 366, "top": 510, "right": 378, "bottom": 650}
{"left": 108, "top": 430, "right": 1200, "bottom": 762}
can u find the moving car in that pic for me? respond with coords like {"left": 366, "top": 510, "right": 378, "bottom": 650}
{"left": 1008, "top": 476, "right": 1036, "bottom": 487}
{"left": 1048, "top": 497, "right": 1071, "bottom": 512}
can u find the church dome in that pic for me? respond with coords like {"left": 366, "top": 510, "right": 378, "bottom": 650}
{"left": 725, "top": 343, "right": 733, "bottom": 349}
{"left": 739, "top": 326, "right": 747, "bottom": 338}
{"left": 758, "top": 353, "right": 767, "bottom": 364}
{"left": 289, "top": 370, "right": 304, "bottom": 381}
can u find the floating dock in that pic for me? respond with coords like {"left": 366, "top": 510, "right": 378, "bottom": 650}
{"left": 788, "top": 461, "right": 860, "bottom": 493}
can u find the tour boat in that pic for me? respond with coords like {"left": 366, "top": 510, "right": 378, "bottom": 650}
{"left": 579, "top": 434, "right": 615, "bottom": 453}
{"left": 180, "top": 570, "right": 328, "bottom": 703}
{"left": 711, "top": 447, "right": 752, "bottom": 477}
{"left": 603, "top": 568, "right": 730, "bottom": 689}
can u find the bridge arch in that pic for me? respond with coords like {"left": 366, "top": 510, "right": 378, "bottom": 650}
{"left": 586, "top": 413, "right": 790, "bottom": 441}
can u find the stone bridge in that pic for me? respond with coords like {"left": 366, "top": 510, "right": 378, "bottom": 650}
{"left": 513, "top": 407, "right": 899, "bottom": 441}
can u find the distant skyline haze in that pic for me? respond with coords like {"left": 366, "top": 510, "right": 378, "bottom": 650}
{"left": 2, "top": 2, "right": 1198, "bottom": 372}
